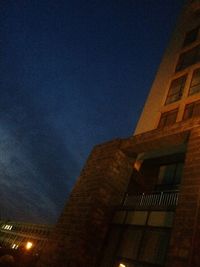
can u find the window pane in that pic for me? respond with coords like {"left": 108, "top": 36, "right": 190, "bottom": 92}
{"left": 174, "top": 163, "right": 184, "bottom": 185}
{"left": 183, "top": 27, "right": 199, "bottom": 47}
{"left": 158, "top": 165, "right": 175, "bottom": 185}
{"left": 118, "top": 228, "right": 142, "bottom": 260}
{"left": 148, "top": 212, "right": 174, "bottom": 227}
{"left": 183, "top": 101, "right": 200, "bottom": 120}
{"left": 183, "top": 103, "right": 194, "bottom": 120}
{"left": 189, "top": 68, "right": 200, "bottom": 95}
{"left": 165, "top": 76, "right": 186, "bottom": 104}
{"left": 176, "top": 45, "right": 200, "bottom": 72}
{"left": 191, "top": 68, "right": 200, "bottom": 86}
{"left": 165, "top": 111, "right": 177, "bottom": 126}
{"left": 190, "top": 83, "right": 200, "bottom": 95}
{"left": 157, "top": 116, "right": 166, "bottom": 128}
{"left": 126, "top": 211, "right": 148, "bottom": 225}
{"left": 158, "top": 109, "right": 177, "bottom": 128}
{"left": 113, "top": 211, "right": 126, "bottom": 224}
{"left": 139, "top": 230, "right": 170, "bottom": 265}
{"left": 157, "top": 163, "right": 183, "bottom": 188}
{"left": 100, "top": 226, "right": 121, "bottom": 267}
{"left": 193, "top": 101, "right": 200, "bottom": 116}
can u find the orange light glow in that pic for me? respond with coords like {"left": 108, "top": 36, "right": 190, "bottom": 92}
{"left": 25, "top": 241, "right": 33, "bottom": 250}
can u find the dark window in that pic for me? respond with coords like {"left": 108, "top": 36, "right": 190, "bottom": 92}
{"left": 139, "top": 230, "right": 170, "bottom": 265}
{"left": 176, "top": 44, "right": 200, "bottom": 72}
{"left": 100, "top": 226, "right": 122, "bottom": 267}
{"left": 156, "top": 162, "right": 183, "bottom": 190}
{"left": 158, "top": 109, "right": 178, "bottom": 128}
{"left": 118, "top": 228, "right": 142, "bottom": 260}
{"left": 183, "top": 27, "right": 199, "bottom": 47}
{"left": 189, "top": 68, "right": 200, "bottom": 95}
{"left": 165, "top": 75, "right": 186, "bottom": 104}
{"left": 183, "top": 100, "right": 200, "bottom": 120}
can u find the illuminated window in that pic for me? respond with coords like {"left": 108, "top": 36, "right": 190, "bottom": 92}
{"left": 157, "top": 109, "right": 178, "bottom": 128}
{"left": 183, "top": 26, "right": 199, "bottom": 47}
{"left": 4, "top": 224, "right": 13, "bottom": 230}
{"left": 189, "top": 68, "right": 200, "bottom": 95}
{"left": 176, "top": 44, "right": 200, "bottom": 72}
{"left": 165, "top": 75, "right": 186, "bottom": 104}
{"left": 126, "top": 211, "right": 148, "bottom": 225}
{"left": 183, "top": 100, "right": 200, "bottom": 120}
{"left": 148, "top": 212, "right": 174, "bottom": 228}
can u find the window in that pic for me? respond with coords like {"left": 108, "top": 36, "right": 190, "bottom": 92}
{"left": 165, "top": 76, "right": 186, "bottom": 104}
{"left": 183, "top": 100, "right": 200, "bottom": 120}
{"left": 176, "top": 44, "right": 200, "bottom": 72}
{"left": 100, "top": 226, "right": 122, "bottom": 267}
{"left": 112, "top": 211, "right": 126, "bottom": 224}
{"left": 148, "top": 212, "right": 174, "bottom": 228}
{"left": 156, "top": 162, "right": 183, "bottom": 190}
{"left": 189, "top": 68, "right": 200, "bottom": 95}
{"left": 118, "top": 228, "right": 143, "bottom": 260}
{"left": 126, "top": 211, "right": 148, "bottom": 226}
{"left": 139, "top": 230, "right": 170, "bottom": 265}
{"left": 183, "top": 27, "right": 199, "bottom": 47}
{"left": 157, "top": 109, "right": 178, "bottom": 128}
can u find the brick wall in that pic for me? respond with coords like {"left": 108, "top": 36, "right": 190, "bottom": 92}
{"left": 37, "top": 139, "right": 133, "bottom": 267}
{"left": 167, "top": 127, "right": 200, "bottom": 267}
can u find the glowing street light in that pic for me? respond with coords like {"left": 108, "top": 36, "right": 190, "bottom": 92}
{"left": 25, "top": 241, "right": 33, "bottom": 250}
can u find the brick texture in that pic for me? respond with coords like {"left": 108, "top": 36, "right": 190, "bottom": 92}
{"left": 37, "top": 139, "right": 133, "bottom": 267}
{"left": 166, "top": 127, "right": 200, "bottom": 267}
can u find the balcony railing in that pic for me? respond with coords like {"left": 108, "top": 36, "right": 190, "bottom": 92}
{"left": 123, "top": 190, "right": 179, "bottom": 208}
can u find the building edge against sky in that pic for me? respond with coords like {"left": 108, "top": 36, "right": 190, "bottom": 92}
{"left": 135, "top": 0, "right": 199, "bottom": 134}
{"left": 37, "top": 1, "right": 200, "bottom": 267}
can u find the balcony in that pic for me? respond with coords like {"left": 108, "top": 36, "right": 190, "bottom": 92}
{"left": 122, "top": 190, "right": 179, "bottom": 210}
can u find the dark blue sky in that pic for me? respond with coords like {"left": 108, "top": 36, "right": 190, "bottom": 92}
{"left": 0, "top": 0, "right": 184, "bottom": 223}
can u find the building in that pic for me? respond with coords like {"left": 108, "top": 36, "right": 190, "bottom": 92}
{"left": 38, "top": 1, "right": 200, "bottom": 267}
{"left": 0, "top": 220, "right": 53, "bottom": 254}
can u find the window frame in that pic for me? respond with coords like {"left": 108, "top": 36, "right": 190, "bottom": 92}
{"left": 157, "top": 109, "right": 178, "bottom": 129}
{"left": 189, "top": 68, "right": 200, "bottom": 95}
{"left": 176, "top": 44, "right": 200, "bottom": 72}
{"left": 183, "top": 100, "right": 200, "bottom": 120}
{"left": 156, "top": 162, "right": 184, "bottom": 190}
{"left": 183, "top": 26, "right": 199, "bottom": 47}
{"left": 165, "top": 75, "right": 186, "bottom": 105}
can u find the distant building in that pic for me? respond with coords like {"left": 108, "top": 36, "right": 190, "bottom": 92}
{"left": 38, "top": 1, "right": 200, "bottom": 267}
{"left": 0, "top": 220, "right": 53, "bottom": 253}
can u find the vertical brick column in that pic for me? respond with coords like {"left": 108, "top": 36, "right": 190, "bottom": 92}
{"left": 167, "top": 127, "right": 200, "bottom": 267}
{"left": 37, "top": 139, "right": 133, "bottom": 267}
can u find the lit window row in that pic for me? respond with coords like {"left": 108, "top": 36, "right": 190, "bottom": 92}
{"left": 112, "top": 210, "right": 174, "bottom": 228}
{"left": 12, "top": 244, "right": 19, "bottom": 249}
{"left": 2, "top": 224, "right": 13, "bottom": 230}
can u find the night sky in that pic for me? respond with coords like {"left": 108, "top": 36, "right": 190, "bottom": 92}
{"left": 1, "top": 0, "right": 184, "bottom": 224}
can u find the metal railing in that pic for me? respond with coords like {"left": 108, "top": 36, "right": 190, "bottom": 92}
{"left": 123, "top": 190, "right": 179, "bottom": 208}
